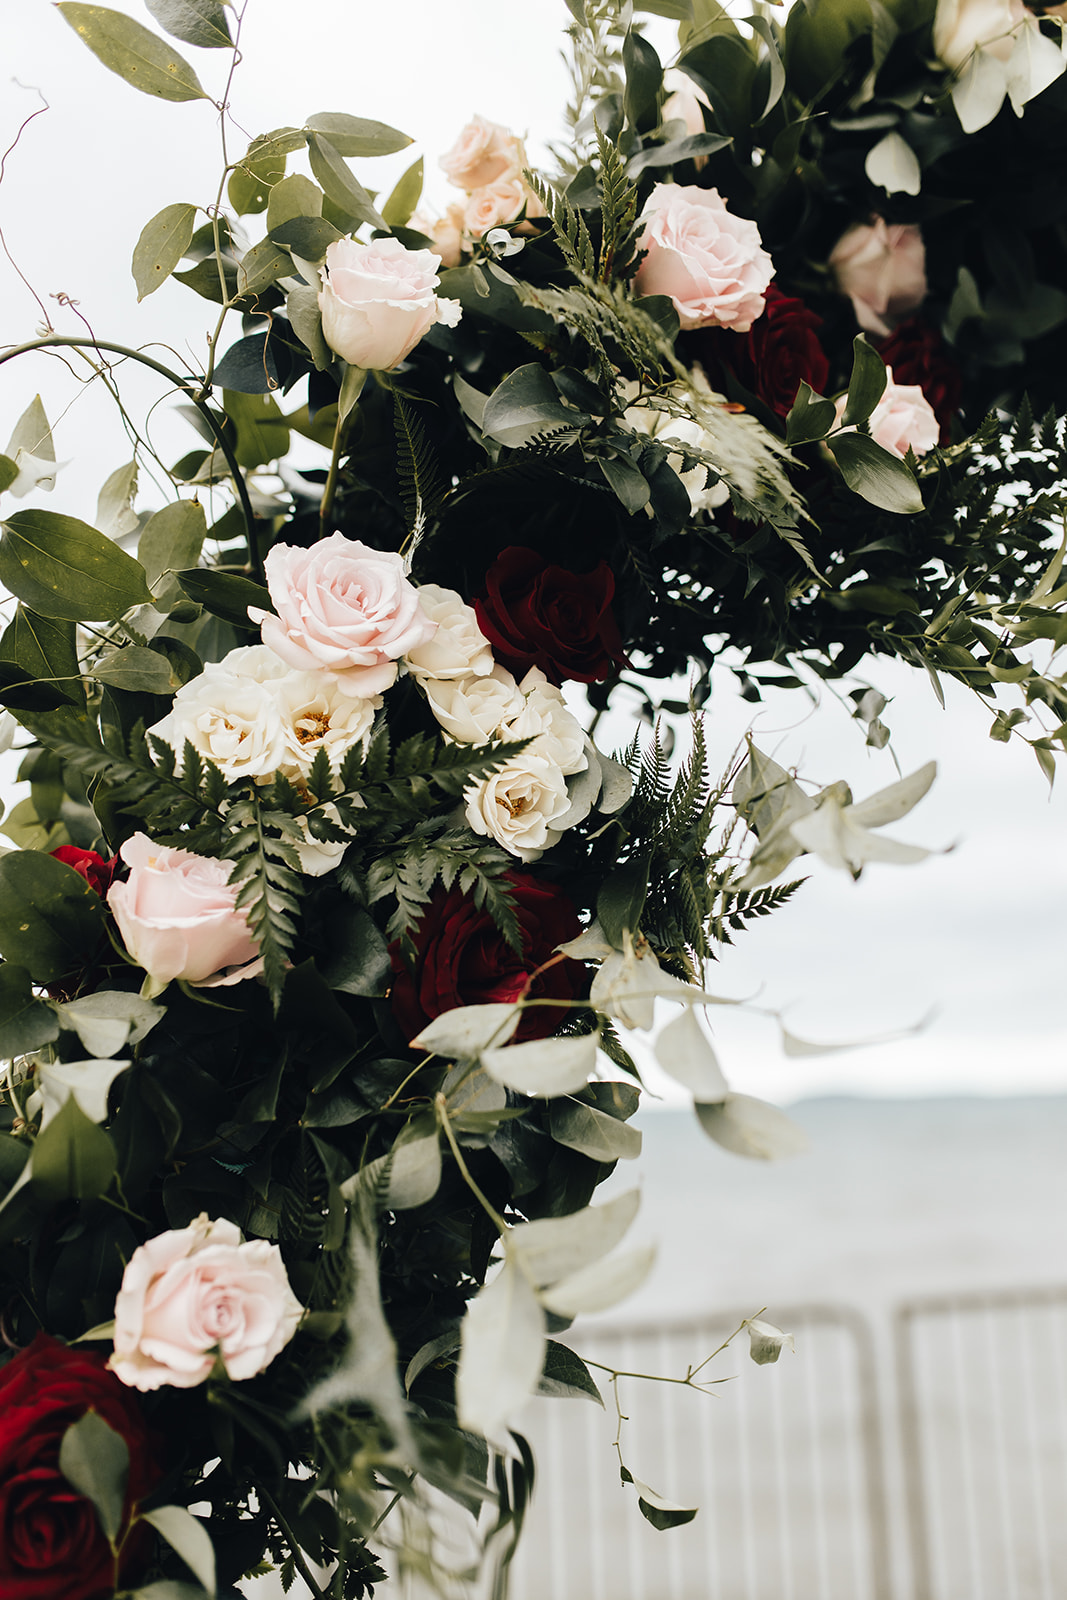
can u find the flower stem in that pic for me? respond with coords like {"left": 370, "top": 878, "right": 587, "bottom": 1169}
{"left": 258, "top": 1482, "right": 327, "bottom": 1599}
{"left": 319, "top": 365, "right": 367, "bottom": 531}
{"left": 436, "top": 1093, "right": 507, "bottom": 1234}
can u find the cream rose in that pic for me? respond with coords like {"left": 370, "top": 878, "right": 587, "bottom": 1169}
{"left": 107, "top": 833, "right": 263, "bottom": 996}
{"left": 829, "top": 219, "right": 927, "bottom": 338}
{"left": 934, "top": 0, "right": 1029, "bottom": 67}
{"left": 464, "top": 753, "right": 573, "bottom": 862}
{"left": 249, "top": 534, "right": 438, "bottom": 699}
{"left": 405, "top": 584, "right": 495, "bottom": 681}
{"left": 834, "top": 367, "right": 940, "bottom": 459}
{"left": 109, "top": 1215, "right": 302, "bottom": 1391}
{"left": 463, "top": 178, "right": 528, "bottom": 240}
{"left": 317, "top": 237, "right": 462, "bottom": 372}
{"left": 270, "top": 671, "right": 378, "bottom": 782}
{"left": 147, "top": 655, "right": 288, "bottom": 783}
{"left": 440, "top": 115, "right": 523, "bottom": 191}
{"left": 424, "top": 664, "right": 525, "bottom": 744}
{"left": 633, "top": 184, "right": 773, "bottom": 333}
{"left": 505, "top": 670, "right": 588, "bottom": 776}
{"left": 621, "top": 381, "right": 729, "bottom": 514}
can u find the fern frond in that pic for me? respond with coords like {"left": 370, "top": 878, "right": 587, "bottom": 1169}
{"left": 524, "top": 170, "right": 596, "bottom": 278}
{"left": 393, "top": 392, "right": 446, "bottom": 544}
{"left": 594, "top": 121, "right": 639, "bottom": 283}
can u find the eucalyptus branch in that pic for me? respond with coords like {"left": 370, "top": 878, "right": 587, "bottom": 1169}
{"left": 0, "top": 336, "right": 263, "bottom": 581}
{"left": 436, "top": 1094, "right": 506, "bottom": 1234}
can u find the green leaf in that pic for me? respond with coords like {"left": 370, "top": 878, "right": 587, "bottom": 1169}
{"left": 827, "top": 431, "right": 924, "bottom": 514}
{"left": 0, "top": 964, "right": 61, "bottom": 1056}
{"left": 596, "top": 856, "right": 650, "bottom": 948}
{"left": 90, "top": 645, "right": 179, "bottom": 693}
{"left": 381, "top": 155, "right": 424, "bottom": 228}
{"left": 5, "top": 395, "right": 54, "bottom": 465}
{"left": 482, "top": 363, "right": 589, "bottom": 448}
{"left": 235, "top": 237, "right": 289, "bottom": 299}
{"left": 0, "top": 510, "right": 152, "bottom": 622}
{"left": 620, "top": 1466, "right": 698, "bottom": 1530}
{"left": 220, "top": 391, "right": 289, "bottom": 470}
{"left": 57, "top": 4, "right": 206, "bottom": 100}
{"left": 839, "top": 335, "right": 888, "bottom": 429}
{"left": 0, "top": 456, "right": 18, "bottom": 495}
{"left": 307, "top": 133, "right": 388, "bottom": 231}
{"left": 304, "top": 112, "right": 412, "bottom": 157}
{"left": 269, "top": 215, "right": 342, "bottom": 261}
{"left": 539, "top": 1340, "right": 604, "bottom": 1405}
{"left": 265, "top": 172, "right": 323, "bottom": 233}
{"left": 0, "top": 850, "right": 108, "bottom": 983}
{"left": 623, "top": 28, "right": 663, "bottom": 131}
{"left": 228, "top": 151, "right": 287, "bottom": 216}
{"left": 142, "top": 1506, "right": 216, "bottom": 1595}
{"left": 549, "top": 1100, "right": 642, "bottom": 1162}
{"left": 145, "top": 0, "right": 232, "bottom": 48}
{"left": 176, "top": 567, "right": 272, "bottom": 627}
{"left": 138, "top": 499, "right": 206, "bottom": 597}
{"left": 30, "top": 1094, "right": 116, "bottom": 1203}
{"left": 59, "top": 1410, "right": 130, "bottom": 1543}
{"left": 0, "top": 605, "right": 81, "bottom": 703}
{"left": 785, "top": 379, "right": 836, "bottom": 447}
{"left": 132, "top": 202, "right": 197, "bottom": 301}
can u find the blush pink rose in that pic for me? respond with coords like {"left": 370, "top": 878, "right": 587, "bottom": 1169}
{"left": 834, "top": 367, "right": 940, "bottom": 459}
{"left": 317, "top": 237, "right": 461, "bottom": 372}
{"left": 463, "top": 178, "right": 528, "bottom": 239}
{"left": 633, "top": 184, "right": 773, "bottom": 332}
{"left": 440, "top": 114, "right": 522, "bottom": 191}
{"left": 109, "top": 1215, "right": 303, "bottom": 1391}
{"left": 107, "top": 834, "right": 262, "bottom": 996}
{"left": 829, "top": 218, "right": 927, "bottom": 338}
{"left": 250, "top": 533, "right": 438, "bottom": 698}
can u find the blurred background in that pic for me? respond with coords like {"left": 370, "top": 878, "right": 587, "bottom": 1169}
{"left": 3, "top": 4, "right": 1067, "bottom": 1595}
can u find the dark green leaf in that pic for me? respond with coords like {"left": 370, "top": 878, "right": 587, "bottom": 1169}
{"left": 132, "top": 202, "right": 197, "bottom": 300}
{"left": 623, "top": 29, "right": 663, "bottom": 131}
{"left": 0, "top": 964, "right": 61, "bottom": 1056}
{"left": 539, "top": 1341, "right": 604, "bottom": 1405}
{"left": 597, "top": 856, "right": 650, "bottom": 948}
{"left": 221, "top": 391, "right": 290, "bottom": 469}
{"left": 627, "top": 132, "right": 731, "bottom": 172}
{"left": 828, "top": 431, "right": 924, "bottom": 514}
{"left": 0, "top": 510, "right": 152, "bottom": 621}
{"left": 839, "top": 335, "right": 888, "bottom": 429}
{"left": 0, "top": 850, "right": 108, "bottom": 983}
{"left": 59, "top": 1410, "right": 130, "bottom": 1543}
{"left": 212, "top": 330, "right": 287, "bottom": 394}
{"left": 0, "top": 455, "right": 18, "bottom": 494}
{"left": 235, "top": 237, "right": 289, "bottom": 298}
{"left": 0, "top": 605, "right": 81, "bottom": 704}
{"left": 597, "top": 451, "right": 650, "bottom": 513}
{"left": 145, "top": 0, "right": 232, "bottom": 48}
{"left": 176, "top": 568, "right": 273, "bottom": 627}
{"left": 31, "top": 1095, "right": 116, "bottom": 1203}
{"left": 785, "top": 380, "right": 836, "bottom": 447}
{"left": 269, "top": 215, "right": 342, "bottom": 260}
{"left": 57, "top": 4, "right": 206, "bottom": 100}
{"left": 482, "top": 363, "right": 590, "bottom": 448}
{"left": 304, "top": 112, "right": 412, "bottom": 157}
{"left": 307, "top": 134, "right": 388, "bottom": 231}
{"left": 317, "top": 908, "right": 390, "bottom": 997}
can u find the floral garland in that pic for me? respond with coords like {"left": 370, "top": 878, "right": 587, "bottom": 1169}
{"left": 2, "top": 0, "right": 1067, "bottom": 1595}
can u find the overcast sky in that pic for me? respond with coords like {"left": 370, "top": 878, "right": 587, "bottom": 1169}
{"left": 3, "top": 1, "right": 1066, "bottom": 1104}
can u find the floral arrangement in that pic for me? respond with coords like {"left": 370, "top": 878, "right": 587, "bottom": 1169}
{"left": 2, "top": 0, "right": 1067, "bottom": 1595}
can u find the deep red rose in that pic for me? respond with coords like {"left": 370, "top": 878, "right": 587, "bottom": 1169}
{"left": 0, "top": 1332, "right": 161, "bottom": 1600}
{"left": 697, "top": 283, "right": 830, "bottom": 422}
{"left": 474, "top": 547, "right": 626, "bottom": 685}
{"left": 50, "top": 847, "right": 119, "bottom": 898}
{"left": 390, "top": 872, "right": 585, "bottom": 1044}
{"left": 877, "top": 318, "right": 962, "bottom": 444}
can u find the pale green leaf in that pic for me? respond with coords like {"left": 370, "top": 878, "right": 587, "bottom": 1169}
{"left": 456, "top": 1253, "right": 545, "bottom": 1437}
{"left": 411, "top": 1002, "right": 520, "bottom": 1058}
{"left": 481, "top": 1030, "right": 597, "bottom": 1097}
{"left": 57, "top": 4, "right": 206, "bottom": 100}
{"left": 864, "top": 130, "right": 921, "bottom": 195}
{"left": 654, "top": 1007, "right": 728, "bottom": 1101}
{"left": 59, "top": 1410, "right": 129, "bottom": 1543}
{"left": 95, "top": 460, "right": 139, "bottom": 538}
{"left": 549, "top": 1099, "right": 642, "bottom": 1162}
{"left": 508, "top": 1190, "right": 641, "bottom": 1287}
{"left": 145, "top": 0, "right": 232, "bottom": 48}
{"left": 540, "top": 1243, "right": 656, "bottom": 1317}
{"left": 132, "top": 202, "right": 197, "bottom": 300}
{"left": 142, "top": 1506, "right": 216, "bottom": 1595}
{"left": 746, "top": 1316, "right": 794, "bottom": 1364}
{"left": 695, "top": 1093, "right": 808, "bottom": 1160}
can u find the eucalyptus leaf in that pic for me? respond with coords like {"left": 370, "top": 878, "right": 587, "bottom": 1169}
{"left": 785, "top": 380, "right": 836, "bottom": 447}
{"left": 145, "top": 0, "right": 232, "bottom": 48}
{"left": 36, "top": 1057, "right": 131, "bottom": 1127}
{"left": 382, "top": 156, "right": 424, "bottom": 228}
{"left": 654, "top": 1007, "right": 728, "bottom": 1101}
{"left": 0, "top": 605, "right": 81, "bottom": 704}
{"left": 596, "top": 856, "right": 650, "bottom": 949}
{"left": 269, "top": 216, "right": 343, "bottom": 261}
{"left": 58, "top": 4, "right": 207, "bottom": 100}
{"left": 5, "top": 396, "right": 54, "bottom": 466}
{"left": 0, "top": 510, "right": 152, "bottom": 621}
{"left": 308, "top": 134, "right": 388, "bottom": 231}
{"left": 55, "top": 991, "right": 162, "bottom": 1056}
{"left": 456, "top": 1253, "right": 545, "bottom": 1437}
{"left": 95, "top": 460, "right": 140, "bottom": 539}
{"left": 0, "top": 456, "right": 17, "bottom": 495}
{"left": 747, "top": 1316, "right": 794, "bottom": 1364}
{"left": 481, "top": 1030, "right": 597, "bottom": 1098}
{"left": 286, "top": 285, "right": 332, "bottom": 372}
{"left": 0, "top": 963, "right": 61, "bottom": 1057}
{"left": 266, "top": 172, "right": 323, "bottom": 232}
{"left": 90, "top": 645, "right": 179, "bottom": 693}
{"left": 411, "top": 1003, "right": 520, "bottom": 1058}
{"left": 304, "top": 112, "right": 413, "bottom": 157}
{"left": 695, "top": 1093, "right": 808, "bottom": 1159}
{"left": 235, "top": 237, "right": 289, "bottom": 299}
{"left": 142, "top": 1506, "right": 216, "bottom": 1595}
{"left": 620, "top": 1466, "right": 698, "bottom": 1531}
{"left": 138, "top": 500, "right": 206, "bottom": 596}
{"left": 539, "top": 1243, "right": 656, "bottom": 1316}
{"left": 865, "top": 130, "right": 921, "bottom": 196}
{"left": 550, "top": 1100, "right": 642, "bottom": 1162}
{"left": 132, "top": 202, "right": 197, "bottom": 300}
{"left": 29, "top": 1094, "right": 116, "bottom": 1202}
{"left": 59, "top": 1410, "right": 130, "bottom": 1543}
{"left": 482, "top": 363, "right": 589, "bottom": 448}
{"left": 176, "top": 567, "right": 272, "bottom": 627}
{"left": 508, "top": 1190, "right": 641, "bottom": 1286}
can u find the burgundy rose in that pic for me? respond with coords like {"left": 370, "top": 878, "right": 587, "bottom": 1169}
{"left": 0, "top": 1332, "right": 162, "bottom": 1600}
{"left": 390, "top": 871, "right": 584, "bottom": 1044}
{"left": 50, "top": 847, "right": 119, "bottom": 898}
{"left": 877, "top": 319, "right": 962, "bottom": 444}
{"left": 697, "top": 283, "right": 830, "bottom": 422}
{"left": 474, "top": 547, "right": 626, "bottom": 685}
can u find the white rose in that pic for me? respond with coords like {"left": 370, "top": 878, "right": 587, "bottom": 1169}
{"left": 465, "top": 753, "right": 573, "bottom": 861}
{"left": 424, "top": 665, "right": 525, "bottom": 744}
{"left": 504, "top": 670, "right": 589, "bottom": 776}
{"left": 317, "top": 237, "right": 462, "bottom": 372}
{"left": 622, "top": 391, "right": 729, "bottom": 513}
{"left": 270, "top": 670, "right": 378, "bottom": 783}
{"left": 148, "top": 659, "right": 287, "bottom": 783}
{"left": 405, "top": 584, "right": 495, "bottom": 681}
